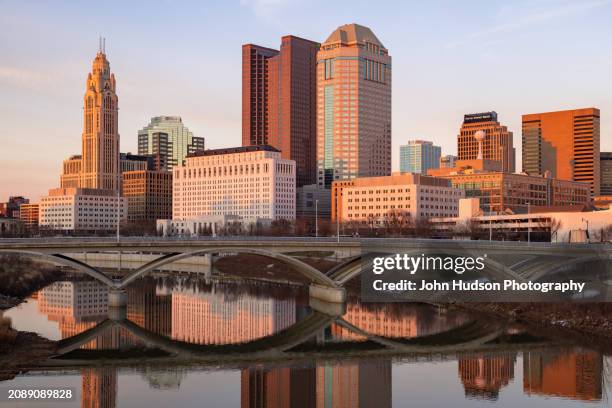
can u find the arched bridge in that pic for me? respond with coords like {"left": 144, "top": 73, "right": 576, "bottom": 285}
{"left": 1, "top": 237, "right": 610, "bottom": 302}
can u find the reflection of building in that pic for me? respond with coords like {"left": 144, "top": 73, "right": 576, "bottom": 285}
{"left": 316, "top": 360, "right": 392, "bottom": 407}
{"left": 241, "top": 366, "right": 317, "bottom": 408}
{"left": 317, "top": 24, "right": 392, "bottom": 187}
{"left": 523, "top": 108, "right": 600, "bottom": 196}
{"left": 458, "top": 112, "right": 515, "bottom": 173}
{"left": 458, "top": 353, "right": 516, "bottom": 400}
{"left": 171, "top": 288, "right": 295, "bottom": 344}
{"left": 523, "top": 350, "right": 602, "bottom": 401}
{"left": 331, "top": 302, "right": 418, "bottom": 341}
{"left": 37, "top": 280, "right": 119, "bottom": 348}
{"left": 82, "top": 367, "right": 117, "bottom": 408}
{"left": 332, "top": 173, "right": 463, "bottom": 222}
{"left": 399, "top": 140, "right": 441, "bottom": 175}
{"left": 127, "top": 279, "right": 172, "bottom": 336}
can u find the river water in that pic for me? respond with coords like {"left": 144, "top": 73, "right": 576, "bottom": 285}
{"left": 1, "top": 274, "right": 611, "bottom": 407}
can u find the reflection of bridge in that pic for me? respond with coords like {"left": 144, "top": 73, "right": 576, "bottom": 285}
{"left": 39, "top": 300, "right": 559, "bottom": 369}
{"left": 1, "top": 238, "right": 611, "bottom": 303}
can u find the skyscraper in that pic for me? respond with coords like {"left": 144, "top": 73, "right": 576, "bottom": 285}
{"left": 522, "top": 108, "right": 601, "bottom": 196}
{"left": 242, "top": 36, "right": 319, "bottom": 186}
{"left": 316, "top": 24, "right": 392, "bottom": 187}
{"left": 457, "top": 112, "right": 515, "bottom": 173}
{"left": 138, "top": 116, "right": 203, "bottom": 169}
{"left": 399, "top": 140, "right": 441, "bottom": 174}
{"left": 80, "top": 43, "right": 120, "bottom": 191}
{"left": 59, "top": 42, "right": 121, "bottom": 192}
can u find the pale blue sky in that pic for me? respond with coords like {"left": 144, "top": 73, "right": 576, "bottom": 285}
{"left": 1, "top": 0, "right": 611, "bottom": 200}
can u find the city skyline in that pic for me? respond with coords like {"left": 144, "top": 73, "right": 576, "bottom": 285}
{"left": 2, "top": 0, "right": 612, "bottom": 200}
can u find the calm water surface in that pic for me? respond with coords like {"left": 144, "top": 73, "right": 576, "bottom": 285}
{"left": 1, "top": 274, "right": 611, "bottom": 407}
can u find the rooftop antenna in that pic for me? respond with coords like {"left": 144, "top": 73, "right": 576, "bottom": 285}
{"left": 103, "top": 37, "right": 106, "bottom": 53}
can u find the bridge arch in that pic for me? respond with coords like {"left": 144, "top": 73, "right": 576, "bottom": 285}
{"left": 120, "top": 247, "right": 340, "bottom": 289}
{"left": 0, "top": 249, "right": 117, "bottom": 288}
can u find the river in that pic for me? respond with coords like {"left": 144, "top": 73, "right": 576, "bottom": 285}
{"left": 1, "top": 274, "right": 611, "bottom": 407}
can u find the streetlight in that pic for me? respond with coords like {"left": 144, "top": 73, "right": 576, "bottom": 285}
{"left": 527, "top": 202, "right": 531, "bottom": 244}
{"left": 315, "top": 199, "right": 319, "bottom": 238}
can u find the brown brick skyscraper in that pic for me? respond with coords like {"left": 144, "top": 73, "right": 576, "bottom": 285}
{"left": 522, "top": 108, "right": 600, "bottom": 196}
{"left": 242, "top": 36, "right": 319, "bottom": 187}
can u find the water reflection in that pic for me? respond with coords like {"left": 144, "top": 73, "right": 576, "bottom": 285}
{"left": 1, "top": 276, "right": 611, "bottom": 407}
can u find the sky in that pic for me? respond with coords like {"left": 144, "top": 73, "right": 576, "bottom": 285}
{"left": 1, "top": 0, "right": 611, "bottom": 201}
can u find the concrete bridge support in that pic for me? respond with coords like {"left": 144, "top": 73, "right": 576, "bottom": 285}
{"left": 108, "top": 289, "right": 127, "bottom": 307}
{"left": 309, "top": 284, "right": 346, "bottom": 303}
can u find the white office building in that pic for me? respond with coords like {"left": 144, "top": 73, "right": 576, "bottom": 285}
{"left": 171, "top": 145, "right": 296, "bottom": 221}
{"left": 40, "top": 188, "right": 126, "bottom": 231}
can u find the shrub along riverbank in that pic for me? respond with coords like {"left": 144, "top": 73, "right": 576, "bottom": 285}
{"left": 0, "top": 255, "right": 64, "bottom": 309}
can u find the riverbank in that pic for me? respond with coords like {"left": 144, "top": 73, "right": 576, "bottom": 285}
{"left": 460, "top": 303, "right": 612, "bottom": 342}
{"left": 0, "top": 255, "right": 64, "bottom": 310}
{"left": 0, "top": 316, "right": 56, "bottom": 381}
{"left": 215, "top": 253, "right": 340, "bottom": 284}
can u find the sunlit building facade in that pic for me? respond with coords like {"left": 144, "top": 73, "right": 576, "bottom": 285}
{"left": 243, "top": 36, "right": 319, "bottom": 187}
{"left": 138, "top": 116, "right": 204, "bottom": 169}
{"left": 40, "top": 188, "right": 126, "bottom": 231}
{"left": 457, "top": 112, "right": 515, "bottom": 173}
{"left": 399, "top": 140, "right": 441, "bottom": 174}
{"left": 317, "top": 24, "right": 392, "bottom": 187}
{"left": 172, "top": 145, "right": 296, "bottom": 221}
{"left": 332, "top": 173, "right": 464, "bottom": 223}
{"left": 522, "top": 108, "right": 600, "bottom": 196}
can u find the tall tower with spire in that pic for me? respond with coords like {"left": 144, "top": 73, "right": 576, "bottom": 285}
{"left": 79, "top": 39, "right": 120, "bottom": 191}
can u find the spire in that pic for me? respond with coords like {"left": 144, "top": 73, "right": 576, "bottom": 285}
{"left": 98, "top": 36, "right": 106, "bottom": 54}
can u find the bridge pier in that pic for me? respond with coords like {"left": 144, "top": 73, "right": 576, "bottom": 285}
{"left": 108, "top": 289, "right": 127, "bottom": 307}
{"left": 309, "top": 284, "right": 346, "bottom": 304}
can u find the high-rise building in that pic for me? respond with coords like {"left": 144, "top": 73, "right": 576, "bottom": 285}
{"left": 399, "top": 140, "right": 441, "bottom": 174}
{"left": 317, "top": 24, "right": 392, "bottom": 187}
{"left": 242, "top": 44, "right": 279, "bottom": 146}
{"left": 171, "top": 145, "right": 296, "bottom": 221}
{"left": 601, "top": 152, "right": 612, "bottom": 195}
{"left": 457, "top": 112, "right": 515, "bottom": 173}
{"left": 522, "top": 108, "right": 600, "bottom": 196}
{"left": 138, "top": 116, "right": 203, "bottom": 169}
{"left": 242, "top": 36, "right": 319, "bottom": 187}
{"left": 58, "top": 43, "right": 124, "bottom": 192}
{"left": 79, "top": 44, "right": 120, "bottom": 191}
{"left": 122, "top": 170, "right": 172, "bottom": 223}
